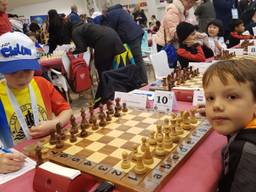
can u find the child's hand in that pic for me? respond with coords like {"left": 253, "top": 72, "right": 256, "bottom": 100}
{"left": 0, "top": 153, "right": 26, "bottom": 174}
{"left": 214, "top": 40, "right": 222, "bottom": 50}
{"left": 29, "top": 120, "right": 58, "bottom": 138}
{"left": 184, "top": 39, "right": 198, "bottom": 47}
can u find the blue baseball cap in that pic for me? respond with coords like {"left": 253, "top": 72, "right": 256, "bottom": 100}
{"left": 0, "top": 32, "right": 41, "bottom": 74}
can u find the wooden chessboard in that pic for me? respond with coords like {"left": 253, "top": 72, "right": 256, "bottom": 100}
{"left": 32, "top": 107, "right": 212, "bottom": 192}
{"left": 149, "top": 74, "right": 203, "bottom": 92}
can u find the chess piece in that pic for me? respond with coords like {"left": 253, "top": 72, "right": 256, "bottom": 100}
{"left": 80, "top": 123, "right": 88, "bottom": 137}
{"left": 35, "top": 145, "right": 43, "bottom": 165}
{"left": 55, "top": 134, "right": 64, "bottom": 149}
{"left": 91, "top": 119, "right": 99, "bottom": 130}
{"left": 106, "top": 111, "right": 112, "bottom": 121}
{"left": 81, "top": 108, "right": 89, "bottom": 129}
{"left": 89, "top": 104, "right": 96, "bottom": 124}
{"left": 162, "top": 77, "right": 167, "bottom": 87}
{"left": 114, "top": 106, "right": 121, "bottom": 117}
{"left": 131, "top": 144, "right": 139, "bottom": 161}
{"left": 56, "top": 122, "right": 65, "bottom": 140}
{"left": 143, "top": 144, "right": 154, "bottom": 165}
{"left": 99, "top": 104, "right": 106, "bottom": 118}
{"left": 70, "top": 115, "right": 78, "bottom": 134}
{"left": 99, "top": 115, "right": 107, "bottom": 127}
{"left": 122, "top": 103, "right": 128, "bottom": 112}
{"left": 190, "top": 109, "right": 198, "bottom": 124}
{"left": 163, "top": 125, "right": 173, "bottom": 150}
{"left": 121, "top": 151, "right": 131, "bottom": 169}
{"left": 69, "top": 129, "right": 77, "bottom": 143}
{"left": 156, "top": 123, "right": 164, "bottom": 141}
{"left": 170, "top": 120, "right": 180, "bottom": 143}
{"left": 182, "top": 111, "right": 192, "bottom": 130}
{"left": 148, "top": 130, "right": 157, "bottom": 145}
{"left": 115, "top": 98, "right": 122, "bottom": 111}
{"left": 107, "top": 100, "right": 114, "bottom": 114}
{"left": 49, "top": 129, "right": 56, "bottom": 145}
{"left": 175, "top": 117, "right": 184, "bottom": 135}
{"left": 140, "top": 137, "right": 147, "bottom": 152}
{"left": 155, "top": 136, "right": 166, "bottom": 156}
{"left": 133, "top": 153, "right": 147, "bottom": 175}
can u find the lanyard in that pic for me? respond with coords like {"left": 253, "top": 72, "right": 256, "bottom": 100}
{"left": 6, "top": 83, "right": 39, "bottom": 140}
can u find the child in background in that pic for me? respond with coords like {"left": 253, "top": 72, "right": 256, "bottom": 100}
{"left": 227, "top": 19, "right": 254, "bottom": 48}
{"left": 176, "top": 22, "right": 214, "bottom": 68}
{"left": 0, "top": 32, "right": 72, "bottom": 173}
{"left": 203, "top": 58, "right": 256, "bottom": 192}
{"left": 206, "top": 19, "right": 227, "bottom": 56}
{"left": 26, "top": 31, "right": 45, "bottom": 57}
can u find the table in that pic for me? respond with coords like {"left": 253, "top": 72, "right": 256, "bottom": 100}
{"left": 0, "top": 102, "right": 227, "bottom": 192}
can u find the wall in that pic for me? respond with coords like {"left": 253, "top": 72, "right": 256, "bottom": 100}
{"left": 9, "top": 0, "right": 88, "bottom": 18}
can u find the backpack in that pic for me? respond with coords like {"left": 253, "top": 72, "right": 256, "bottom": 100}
{"left": 66, "top": 52, "right": 92, "bottom": 92}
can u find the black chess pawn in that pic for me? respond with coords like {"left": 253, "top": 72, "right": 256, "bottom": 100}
{"left": 114, "top": 106, "right": 121, "bottom": 117}
{"left": 80, "top": 123, "right": 88, "bottom": 137}
{"left": 91, "top": 118, "right": 99, "bottom": 130}
{"left": 99, "top": 115, "right": 107, "bottom": 127}
{"left": 55, "top": 134, "right": 64, "bottom": 149}
{"left": 107, "top": 100, "right": 114, "bottom": 114}
{"left": 115, "top": 98, "right": 122, "bottom": 111}
{"left": 106, "top": 111, "right": 112, "bottom": 121}
{"left": 35, "top": 145, "right": 43, "bottom": 165}
{"left": 70, "top": 115, "right": 78, "bottom": 134}
{"left": 49, "top": 129, "right": 56, "bottom": 145}
{"left": 69, "top": 129, "right": 77, "bottom": 143}
{"left": 122, "top": 103, "right": 128, "bottom": 112}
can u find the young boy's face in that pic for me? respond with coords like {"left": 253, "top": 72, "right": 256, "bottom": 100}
{"left": 208, "top": 24, "right": 219, "bottom": 37}
{"left": 4, "top": 70, "right": 34, "bottom": 90}
{"left": 204, "top": 75, "right": 256, "bottom": 136}
{"left": 183, "top": 31, "right": 197, "bottom": 46}
{"left": 235, "top": 23, "right": 245, "bottom": 33}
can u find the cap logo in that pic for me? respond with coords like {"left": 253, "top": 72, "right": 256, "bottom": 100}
{"left": 0, "top": 43, "right": 32, "bottom": 58}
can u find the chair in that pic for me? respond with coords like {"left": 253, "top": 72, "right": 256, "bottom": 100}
{"left": 47, "top": 68, "right": 70, "bottom": 104}
{"left": 149, "top": 50, "right": 174, "bottom": 79}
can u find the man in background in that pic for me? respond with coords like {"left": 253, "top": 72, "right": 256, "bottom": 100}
{"left": 68, "top": 5, "right": 81, "bottom": 25}
{"left": 0, "top": 0, "right": 12, "bottom": 36}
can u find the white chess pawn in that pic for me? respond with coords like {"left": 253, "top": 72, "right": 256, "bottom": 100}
{"left": 121, "top": 151, "right": 131, "bottom": 169}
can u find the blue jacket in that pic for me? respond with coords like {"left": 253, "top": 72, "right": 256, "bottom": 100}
{"left": 102, "top": 4, "right": 144, "bottom": 43}
{"left": 68, "top": 11, "right": 81, "bottom": 24}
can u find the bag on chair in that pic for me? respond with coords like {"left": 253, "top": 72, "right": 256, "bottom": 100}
{"left": 162, "top": 29, "right": 177, "bottom": 68}
{"left": 66, "top": 52, "right": 92, "bottom": 92}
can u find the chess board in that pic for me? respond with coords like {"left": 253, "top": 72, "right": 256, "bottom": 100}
{"left": 35, "top": 108, "right": 211, "bottom": 192}
{"left": 149, "top": 75, "right": 203, "bottom": 92}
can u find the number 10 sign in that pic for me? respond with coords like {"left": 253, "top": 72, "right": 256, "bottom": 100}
{"left": 153, "top": 90, "right": 175, "bottom": 113}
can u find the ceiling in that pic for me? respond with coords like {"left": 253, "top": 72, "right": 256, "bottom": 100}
{"left": 8, "top": 0, "right": 51, "bottom": 10}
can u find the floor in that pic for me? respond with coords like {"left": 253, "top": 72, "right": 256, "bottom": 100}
{"left": 70, "top": 63, "right": 155, "bottom": 114}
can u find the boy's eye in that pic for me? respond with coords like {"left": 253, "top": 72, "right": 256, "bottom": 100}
{"left": 206, "top": 96, "right": 214, "bottom": 101}
{"left": 226, "top": 95, "right": 237, "bottom": 100}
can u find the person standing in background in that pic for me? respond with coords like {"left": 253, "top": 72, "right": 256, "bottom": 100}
{"left": 212, "top": 0, "right": 236, "bottom": 35}
{"left": 194, "top": 0, "right": 216, "bottom": 32}
{"left": 0, "top": 0, "right": 11, "bottom": 36}
{"left": 155, "top": 0, "right": 196, "bottom": 51}
{"left": 132, "top": 4, "right": 147, "bottom": 27}
{"left": 67, "top": 5, "right": 81, "bottom": 25}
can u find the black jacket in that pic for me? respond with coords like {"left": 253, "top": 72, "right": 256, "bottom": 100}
{"left": 102, "top": 4, "right": 144, "bottom": 43}
{"left": 218, "top": 128, "right": 256, "bottom": 192}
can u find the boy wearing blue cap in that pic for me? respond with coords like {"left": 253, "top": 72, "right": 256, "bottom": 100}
{"left": 0, "top": 32, "right": 72, "bottom": 173}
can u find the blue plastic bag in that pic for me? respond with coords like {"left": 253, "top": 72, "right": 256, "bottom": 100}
{"left": 161, "top": 44, "right": 177, "bottom": 68}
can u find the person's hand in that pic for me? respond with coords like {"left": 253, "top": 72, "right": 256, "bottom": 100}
{"left": 29, "top": 119, "right": 58, "bottom": 139}
{"left": 184, "top": 39, "right": 198, "bottom": 47}
{"left": 214, "top": 40, "right": 222, "bottom": 50}
{"left": 0, "top": 153, "right": 26, "bottom": 174}
{"left": 196, "top": 104, "right": 206, "bottom": 117}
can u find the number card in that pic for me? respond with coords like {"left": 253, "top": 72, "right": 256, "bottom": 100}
{"left": 115, "top": 91, "right": 147, "bottom": 109}
{"left": 153, "top": 91, "right": 176, "bottom": 113}
{"left": 247, "top": 46, "right": 256, "bottom": 55}
{"left": 193, "top": 89, "right": 206, "bottom": 106}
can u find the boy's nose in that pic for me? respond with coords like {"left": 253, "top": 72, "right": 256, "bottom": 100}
{"left": 213, "top": 98, "right": 224, "bottom": 112}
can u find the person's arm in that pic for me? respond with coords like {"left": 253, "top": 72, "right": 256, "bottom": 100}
{"left": 0, "top": 153, "right": 25, "bottom": 174}
{"left": 29, "top": 109, "right": 72, "bottom": 138}
{"left": 177, "top": 46, "right": 206, "bottom": 62}
{"left": 72, "top": 27, "right": 88, "bottom": 53}
{"left": 29, "top": 78, "right": 72, "bottom": 138}
{"left": 194, "top": 4, "right": 202, "bottom": 16}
